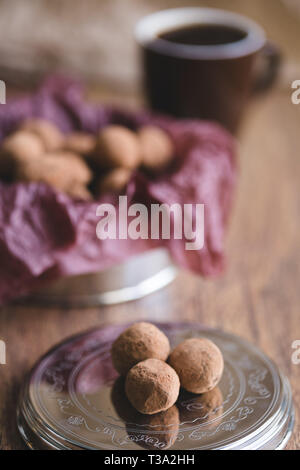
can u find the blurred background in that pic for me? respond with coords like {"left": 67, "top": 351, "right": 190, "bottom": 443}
{"left": 0, "top": 0, "right": 300, "bottom": 98}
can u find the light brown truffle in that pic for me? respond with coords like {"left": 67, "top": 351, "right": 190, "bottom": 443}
{"left": 125, "top": 358, "right": 180, "bottom": 415}
{"left": 95, "top": 125, "right": 141, "bottom": 169}
{"left": 96, "top": 168, "right": 132, "bottom": 195}
{"left": 169, "top": 338, "right": 224, "bottom": 394}
{"left": 21, "top": 118, "right": 64, "bottom": 151}
{"left": 111, "top": 377, "right": 179, "bottom": 450}
{"left": 0, "top": 131, "right": 45, "bottom": 179}
{"left": 16, "top": 152, "right": 92, "bottom": 191}
{"left": 63, "top": 132, "right": 96, "bottom": 156}
{"left": 111, "top": 322, "right": 170, "bottom": 376}
{"left": 139, "top": 125, "right": 174, "bottom": 172}
{"left": 45, "top": 151, "right": 92, "bottom": 184}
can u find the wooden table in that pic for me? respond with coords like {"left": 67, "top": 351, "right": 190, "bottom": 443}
{"left": 0, "top": 86, "right": 299, "bottom": 450}
{"left": 1, "top": 0, "right": 300, "bottom": 448}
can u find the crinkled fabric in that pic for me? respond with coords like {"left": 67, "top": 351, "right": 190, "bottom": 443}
{"left": 0, "top": 76, "right": 237, "bottom": 304}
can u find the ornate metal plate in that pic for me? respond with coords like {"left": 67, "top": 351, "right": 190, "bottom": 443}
{"left": 17, "top": 323, "right": 294, "bottom": 450}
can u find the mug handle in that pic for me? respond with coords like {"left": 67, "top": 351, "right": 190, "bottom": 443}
{"left": 253, "top": 41, "right": 281, "bottom": 93}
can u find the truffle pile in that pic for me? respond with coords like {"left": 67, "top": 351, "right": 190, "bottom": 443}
{"left": 0, "top": 119, "right": 174, "bottom": 200}
{"left": 111, "top": 322, "right": 224, "bottom": 415}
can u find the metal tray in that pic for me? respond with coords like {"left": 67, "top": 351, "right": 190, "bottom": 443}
{"left": 17, "top": 322, "right": 294, "bottom": 450}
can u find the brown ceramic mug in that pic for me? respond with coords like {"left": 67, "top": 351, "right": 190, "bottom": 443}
{"left": 135, "top": 8, "right": 280, "bottom": 133}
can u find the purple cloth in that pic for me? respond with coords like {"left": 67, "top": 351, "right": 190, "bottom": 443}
{"left": 0, "top": 76, "right": 237, "bottom": 303}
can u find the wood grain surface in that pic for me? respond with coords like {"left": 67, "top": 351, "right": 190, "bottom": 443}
{"left": 0, "top": 0, "right": 300, "bottom": 451}
{"left": 0, "top": 86, "right": 299, "bottom": 451}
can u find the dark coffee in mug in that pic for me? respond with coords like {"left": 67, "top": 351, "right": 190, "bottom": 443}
{"left": 135, "top": 8, "right": 277, "bottom": 133}
{"left": 158, "top": 24, "right": 247, "bottom": 46}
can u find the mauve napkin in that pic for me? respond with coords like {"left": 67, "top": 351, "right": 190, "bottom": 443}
{"left": 0, "top": 77, "right": 237, "bottom": 304}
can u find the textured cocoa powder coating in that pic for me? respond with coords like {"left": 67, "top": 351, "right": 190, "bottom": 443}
{"left": 139, "top": 125, "right": 174, "bottom": 172}
{"left": 21, "top": 118, "right": 64, "bottom": 152}
{"left": 111, "top": 322, "right": 170, "bottom": 375}
{"left": 169, "top": 338, "right": 224, "bottom": 394}
{"left": 45, "top": 151, "right": 92, "bottom": 184}
{"left": 95, "top": 125, "right": 141, "bottom": 169}
{"left": 125, "top": 358, "right": 180, "bottom": 414}
{"left": 0, "top": 131, "right": 45, "bottom": 179}
{"left": 16, "top": 151, "right": 92, "bottom": 191}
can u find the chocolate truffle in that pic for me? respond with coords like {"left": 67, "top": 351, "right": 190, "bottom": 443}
{"left": 111, "top": 322, "right": 170, "bottom": 376}
{"left": 111, "top": 377, "right": 179, "bottom": 450}
{"left": 21, "top": 118, "right": 64, "bottom": 152}
{"left": 16, "top": 152, "right": 92, "bottom": 191}
{"left": 45, "top": 151, "right": 92, "bottom": 184}
{"left": 0, "top": 131, "right": 44, "bottom": 179}
{"left": 169, "top": 338, "right": 224, "bottom": 394}
{"left": 125, "top": 358, "right": 180, "bottom": 415}
{"left": 95, "top": 125, "right": 141, "bottom": 169}
{"left": 139, "top": 125, "right": 174, "bottom": 172}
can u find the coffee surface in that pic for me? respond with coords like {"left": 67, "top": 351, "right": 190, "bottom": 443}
{"left": 158, "top": 23, "right": 247, "bottom": 46}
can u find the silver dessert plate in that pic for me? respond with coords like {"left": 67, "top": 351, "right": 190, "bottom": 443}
{"left": 17, "top": 323, "right": 295, "bottom": 450}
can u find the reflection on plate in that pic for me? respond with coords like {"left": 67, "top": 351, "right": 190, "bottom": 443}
{"left": 17, "top": 323, "right": 294, "bottom": 450}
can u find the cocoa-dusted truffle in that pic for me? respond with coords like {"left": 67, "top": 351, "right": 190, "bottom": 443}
{"left": 21, "top": 118, "right": 64, "bottom": 151}
{"left": 63, "top": 132, "right": 96, "bottom": 156}
{"left": 139, "top": 125, "right": 174, "bottom": 172}
{"left": 16, "top": 152, "right": 92, "bottom": 191}
{"left": 125, "top": 358, "right": 180, "bottom": 415}
{"left": 111, "top": 377, "right": 179, "bottom": 450}
{"left": 0, "top": 131, "right": 44, "bottom": 179}
{"left": 96, "top": 168, "right": 132, "bottom": 195}
{"left": 111, "top": 322, "right": 170, "bottom": 375}
{"left": 45, "top": 151, "right": 92, "bottom": 184}
{"left": 95, "top": 125, "right": 141, "bottom": 169}
{"left": 169, "top": 338, "right": 224, "bottom": 394}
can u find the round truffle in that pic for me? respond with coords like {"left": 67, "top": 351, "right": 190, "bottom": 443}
{"left": 169, "top": 338, "right": 224, "bottom": 394}
{"left": 16, "top": 151, "right": 92, "bottom": 191}
{"left": 139, "top": 125, "right": 174, "bottom": 172}
{"left": 111, "top": 322, "right": 170, "bottom": 375}
{"left": 95, "top": 125, "right": 141, "bottom": 169}
{"left": 45, "top": 151, "right": 92, "bottom": 184}
{"left": 97, "top": 168, "right": 132, "bottom": 195}
{"left": 111, "top": 377, "right": 179, "bottom": 449}
{"left": 125, "top": 358, "right": 180, "bottom": 415}
{"left": 0, "top": 131, "right": 45, "bottom": 179}
{"left": 21, "top": 118, "right": 64, "bottom": 152}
